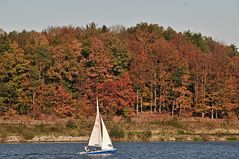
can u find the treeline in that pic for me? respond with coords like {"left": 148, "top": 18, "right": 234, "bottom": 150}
{"left": 0, "top": 23, "right": 238, "bottom": 119}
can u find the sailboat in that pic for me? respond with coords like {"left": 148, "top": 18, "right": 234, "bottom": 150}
{"left": 80, "top": 98, "right": 117, "bottom": 155}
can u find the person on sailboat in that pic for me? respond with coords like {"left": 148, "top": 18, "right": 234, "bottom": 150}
{"left": 84, "top": 146, "right": 90, "bottom": 152}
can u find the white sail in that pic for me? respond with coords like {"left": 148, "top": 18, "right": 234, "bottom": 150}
{"left": 101, "top": 118, "right": 113, "bottom": 150}
{"left": 88, "top": 99, "right": 102, "bottom": 147}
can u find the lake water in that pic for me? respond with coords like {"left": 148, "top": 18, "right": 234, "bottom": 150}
{"left": 0, "top": 142, "right": 239, "bottom": 159}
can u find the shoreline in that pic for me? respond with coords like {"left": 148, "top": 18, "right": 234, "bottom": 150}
{"left": 0, "top": 135, "right": 88, "bottom": 143}
{"left": 1, "top": 134, "right": 239, "bottom": 143}
{"left": 1, "top": 117, "right": 239, "bottom": 143}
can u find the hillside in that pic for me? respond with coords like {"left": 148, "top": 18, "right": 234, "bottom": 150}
{"left": 0, "top": 22, "right": 239, "bottom": 120}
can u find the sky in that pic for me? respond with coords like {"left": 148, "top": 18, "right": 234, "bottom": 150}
{"left": 0, "top": 0, "right": 238, "bottom": 47}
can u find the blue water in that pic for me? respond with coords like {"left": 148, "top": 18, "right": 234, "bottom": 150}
{"left": 0, "top": 142, "right": 239, "bottom": 159}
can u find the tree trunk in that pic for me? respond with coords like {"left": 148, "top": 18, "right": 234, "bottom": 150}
{"left": 215, "top": 110, "right": 218, "bottom": 119}
{"left": 136, "top": 90, "right": 139, "bottom": 116}
{"left": 158, "top": 104, "right": 161, "bottom": 114}
{"left": 194, "top": 79, "right": 198, "bottom": 107}
{"left": 171, "top": 104, "right": 174, "bottom": 118}
{"left": 32, "top": 92, "right": 35, "bottom": 107}
{"left": 140, "top": 96, "right": 143, "bottom": 112}
{"left": 154, "top": 87, "right": 157, "bottom": 113}
{"left": 158, "top": 85, "right": 161, "bottom": 113}
{"left": 150, "top": 84, "right": 153, "bottom": 113}
{"left": 211, "top": 108, "right": 214, "bottom": 119}
{"left": 32, "top": 92, "right": 35, "bottom": 119}
{"left": 201, "top": 112, "right": 204, "bottom": 118}
{"left": 202, "top": 65, "right": 207, "bottom": 118}
{"left": 178, "top": 104, "right": 182, "bottom": 118}
{"left": 32, "top": 91, "right": 36, "bottom": 119}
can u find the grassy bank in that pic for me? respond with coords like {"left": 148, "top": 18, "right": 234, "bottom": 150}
{"left": 108, "top": 118, "right": 239, "bottom": 142}
{"left": 1, "top": 117, "right": 239, "bottom": 142}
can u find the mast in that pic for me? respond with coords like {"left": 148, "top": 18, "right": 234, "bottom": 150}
{"left": 88, "top": 97, "right": 102, "bottom": 147}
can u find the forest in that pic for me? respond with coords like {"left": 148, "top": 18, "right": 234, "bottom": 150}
{"left": 0, "top": 23, "right": 239, "bottom": 120}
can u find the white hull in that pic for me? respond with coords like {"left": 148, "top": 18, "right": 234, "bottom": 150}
{"left": 80, "top": 148, "right": 117, "bottom": 155}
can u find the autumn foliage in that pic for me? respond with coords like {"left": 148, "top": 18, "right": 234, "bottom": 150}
{"left": 0, "top": 23, "right": 238, "bottom": 119}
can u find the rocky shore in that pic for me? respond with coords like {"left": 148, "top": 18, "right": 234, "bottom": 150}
{"left": 1, "top": 135, "right": 88, "bottom": 143}
{"left": 1, "top": 133, "right": 239, "bottom": 143}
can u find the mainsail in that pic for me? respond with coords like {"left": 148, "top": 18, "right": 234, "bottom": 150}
{"left": 88, "top": 99, "right": 102, "bottom": 147}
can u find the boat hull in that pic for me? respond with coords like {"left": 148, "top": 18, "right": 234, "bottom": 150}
{"left": 80, "top": 148, "right": 117, "bottom": 155}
